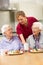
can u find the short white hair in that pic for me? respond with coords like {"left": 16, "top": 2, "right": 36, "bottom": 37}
{"left": 1, "top": 24, "right": 11, "bottom": 35}
{"left": 32, "top": 22, "right": 43, "bottom": 30}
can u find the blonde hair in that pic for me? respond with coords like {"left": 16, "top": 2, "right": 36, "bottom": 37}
{"left": 16, "top": 11, "right": 25, "bottom": 19}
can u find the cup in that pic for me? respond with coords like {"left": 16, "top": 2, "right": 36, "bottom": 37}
{"left": 24, "top": 43, "right": 29, "bottom": 51}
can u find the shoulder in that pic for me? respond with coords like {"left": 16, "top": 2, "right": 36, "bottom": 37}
{"left": 17, "top": 23, "right": 20, "bottom": 28}
{"left": 27, "top": 34, "right": 33, "bottom": 41}
{"left": 26, "top": 35, "right": 33, "bottom": 43}
{"left": 13, "top": 36, "right": 20, "bottom": 40}
{"left": 27, "top": 17, "right": 38, "bottom": 22}
{"left": 16, "top": 23, "right": 22, "bottom": 30}
{"left": 27, "top": 17, "right": 37, "bottom": 19}
{"left": 13, "top": 36, "right": 22, "bottom": 44}
{"left": 28, "top": 34, "right": 33, "bottom": 39}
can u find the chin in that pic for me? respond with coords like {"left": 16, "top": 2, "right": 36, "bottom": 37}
{"left": 20, "top": 23, "right": 24, "bottom": 25}
{"left": 10, "top": 34, "right": 13, "bottom": 37}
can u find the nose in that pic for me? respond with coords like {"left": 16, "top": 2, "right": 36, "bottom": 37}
{"left": 19, "top": 20, "right": 23, "bottom": 24}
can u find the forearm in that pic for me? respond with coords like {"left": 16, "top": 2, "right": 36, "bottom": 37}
{"left": 20, "top": 34, "right": 26, "bottom": 44}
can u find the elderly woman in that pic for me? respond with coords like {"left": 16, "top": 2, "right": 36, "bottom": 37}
{"left": 0, "top": 24, "right": 23, "bottom": 54}
{"left": 26, "top": 22, "right": 43, "bottom": 51}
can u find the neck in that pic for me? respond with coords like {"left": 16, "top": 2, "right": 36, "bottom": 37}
{"left": 24, "top": 18, "right": 28, "bottom": 26}
{"left": 33, "top": 33, "right": 40, "bottom": 38}
{"left": 6, "top": 36, "right": 13, "bottom": 40}
{"left": 34, "top": 36, "right": 38, "bottom": 39}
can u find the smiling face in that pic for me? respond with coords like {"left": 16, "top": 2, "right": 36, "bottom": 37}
{"left": 16, "top": 11, "right": 27, "bottom": 25}
{"left": 17, "top": 15, "right": 27, "bottom": 25}
{"left": 32, "top": 26, "right": 40, "bottom": 36}
{"left": 4, "top": 26, "right": 13, "bottom": 39}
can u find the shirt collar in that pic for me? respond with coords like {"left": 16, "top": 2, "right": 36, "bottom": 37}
{"left": 3, "top": 36, "right": 14, "bottom": 42}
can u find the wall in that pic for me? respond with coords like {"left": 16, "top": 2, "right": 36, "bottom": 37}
{"left": 0, "top": 0, "right": 43, "bottom": 32}
{"left": 18, "top": 1, "right": 43, "bottom": 20}
{"left": 0, "top": 11, "right": 10, "bottom": 32}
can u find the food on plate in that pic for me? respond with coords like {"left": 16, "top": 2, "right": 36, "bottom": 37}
{"left": 20, "top": 50, "right": 23, "bottom": 53}
{"left": 7, "top": 50, "right": 23, "bottom": 55}
{"left": 30, "top": 48, "right": 43, "bottom": 53}
{"left": 30, "top": 49, "right": 36, "bottom": 52}
{"left": 37, "top": 49, "right": 43, "bottom": 52}
{"left": 37, "top": 49, "right": 41, "bottom": 51}
{"left": 8, "top": 51, "right": 13, "bottom": 54}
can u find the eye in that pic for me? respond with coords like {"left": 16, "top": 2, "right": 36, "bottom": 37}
{"left": 19, "top": 19, "right": 23, "bottom": 21}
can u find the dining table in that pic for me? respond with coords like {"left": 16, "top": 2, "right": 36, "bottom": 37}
{"left": 0, "top": 52, "right": 43, "bottom": 65}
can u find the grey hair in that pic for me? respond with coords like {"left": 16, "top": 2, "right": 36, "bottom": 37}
{"left": 1, "top": 24, "right": 12, "bottom": 35}
{"left": 32, "top": 22, "right": 43, "bottom": 30}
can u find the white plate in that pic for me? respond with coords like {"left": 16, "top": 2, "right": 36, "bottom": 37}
{"left": 30, "top": 49, "right": 43, "bottom": 53}
{"left": 7, "top": 51, "right": 24, "bottom": 55}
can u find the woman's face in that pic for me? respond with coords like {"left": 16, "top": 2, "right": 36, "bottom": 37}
{"left": 17, "top": 15, "right": 27, "bottom": 25}
{"left": 4, "top": 26, "right": 13, "bottom": 39}
{"left": 32, "top": 27, "right": 40, "bottom": 36}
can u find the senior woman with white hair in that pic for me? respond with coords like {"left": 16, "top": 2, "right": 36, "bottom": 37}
{"left": 26, "top": 22, "right": 43, "bottom": 51}
{"left": 0, "top": 24, "right": 23, "bottom": 55}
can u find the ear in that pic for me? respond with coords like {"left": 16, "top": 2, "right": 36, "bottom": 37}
{"left": 39, "top": 29, "right": 41, "bottom": 32}
{"left": 4, "top": 32, "right": 6, "bottom": 35}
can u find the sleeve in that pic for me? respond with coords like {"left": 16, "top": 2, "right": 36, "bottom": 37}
{"left": 0, "top": 41, "right": 5, "bottom": 54}
{"left": 0, "top": 41, "right": 3, "bottom": 49}
{"left": 0, "top": 40, "right": 12, "bottom": 52}
{"left": 31, "top": 17, "right": 38, "bottom": 22}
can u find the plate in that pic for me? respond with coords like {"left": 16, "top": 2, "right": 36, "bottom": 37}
{"left": 6, "top": 50, "right": 24, "bottom": 55}
{"left": 29, "top": 49, "right": 43, "bottom": 53}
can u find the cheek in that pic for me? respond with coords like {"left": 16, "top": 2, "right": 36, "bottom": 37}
{"left": 32, "top": 30, "right": 37, "bottom": 34}
{"left": 33, "top": 31, "right": 39, "bottom": 35}
{"left": 7, "top": 32, "right": 10, "bottom": 35}
{"left": 6, "top": 31, "right": 11, "bottom": 35}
